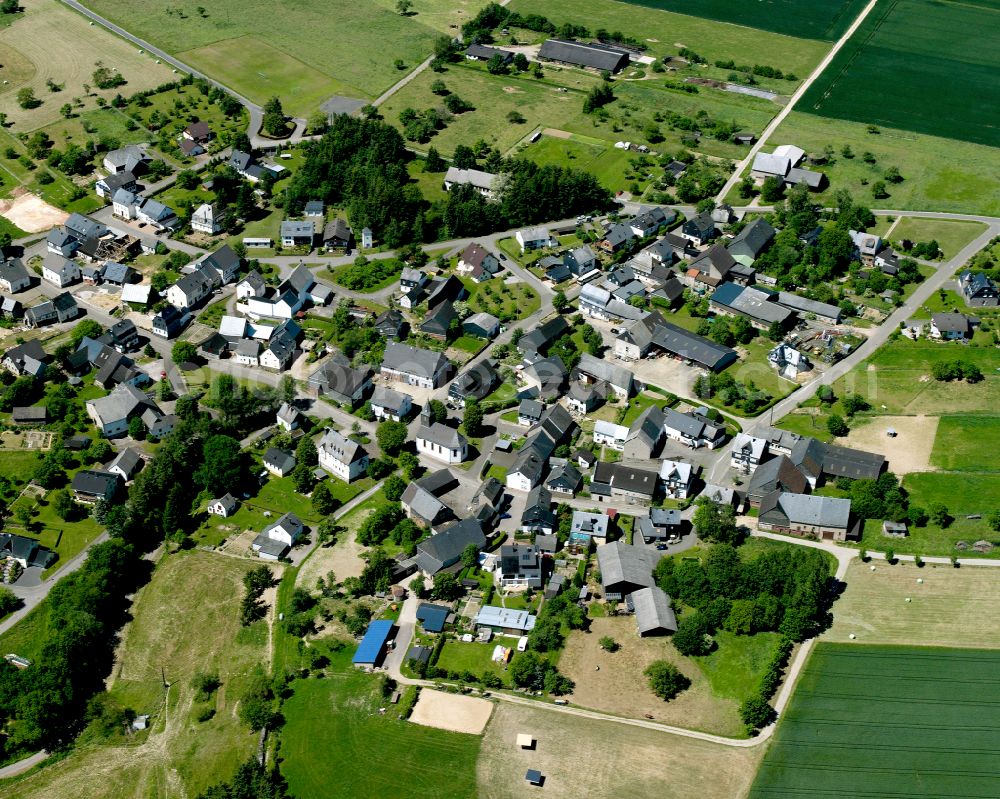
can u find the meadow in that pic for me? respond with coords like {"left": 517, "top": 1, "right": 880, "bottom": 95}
{"left": 81, "top": 0, "right": 441, "bottom": 110}
{"left": 0, "top": 0, "right": 174, "bottom": 131}
{"left": 751, "top": 643, "right": 1000, "bottom": 798}
{"left": 799, "top": 0, "right": 1000, "bottom": 148}
{"left": 619, "top": 0, "right": 869, "bottom": 40}
{"left": 827, "top": 559, "right": 1000, "bottom": 648}
{"left": 930, "top": 415, "right": 1000, "bottom": 471}
{"left": 751, "top": 113, "right": 1000, "bottom": 216}
{"left": 505, "top": 0, "right": 830, "bottom": 74}
{"left": 887, "top": 218, "right": 988, "bottom": 260}
{"left": 0, "top": 552, "right": 270, "bottom": 799}
{"left": 278, "top": 675, "right": 481, "bottom": 799}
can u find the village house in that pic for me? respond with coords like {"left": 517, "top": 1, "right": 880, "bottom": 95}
{"left": 635, "top": 507, "right": 681, "bottom": 544}
{"left": 72, "top": 470, "right": 120, "bottom": 504}
{"left": 262, "top": 447, "right": 296, "bottom": 478}
{"left": 191, "top": 203, "right": 225, "bottom": 235}
{"left": 380, "top": 341, "right": 451, "bottom": 388}
{"left": 85, "top": 382, "right": 157, "bottom": 437}
{"left": 253, "top": 512, "right": 305, "bottom": 560}
{"left": 370, "top": 385, "right": 412, "bottom": 421}
{"left": 614, "top": 311, "right": 738, "bottom": 371}
{"left": 496, "top": 544, "right": 544, "bottom": 590}
{"left": 569, "top": 510, "right": 611, "bottom": 550}
{"left": 322, "top": 219, "right": 352, "bottom": 251}
{"left": 0, "top": 258, "right": 31, "bottom": 294}
{"left": 958, "top": 270, "right": 999, "bottom": 307}
{"left": 443, "top": 167, "right": 498, "bottom": 198}
{"left": 449, "top": 360, "right": 499, "bottom": 407}
{"left": 662, "top": 406, "right": 727, "bottom": 450}
{"left": 731, "top": 433, "right": 768, "bottom": 472}
{"left": 2, "top": 340, "right": 50, "bottom": 378}
{"left": 658, "top": 459, "right": 693, "bottom": 499}
{"left": 317, "top": 429, "right": 370, "bottom": 482}
{"left": 593, "top": 420, "right": 629, "bottom": 451}
{"left": 401, "top": 469, "right": 457, "bottom": 528}
{"left": 280, "top": 220, "right": 314, "bottom": 248}
{"left": 107, "top": 447, "right": 144, "bottom": 482}
{"left": 680, "top": 213, "right": 717, "bottom": 246}
{"left": 415, "top": 518, "right": 486, "bottom": 576}
{"left": 545, "top": 461, "right": 582, "bottom": 497}
{"left": 622, "top": 405, "right": 665, "bottom": 461}
{"left": 520, "top": 485, "right": 556, "bottom": 535}
{"left": 590, "top": 461, "right": 659, "bottom": 506}
{"left": 95, "top": 170, "right": 137, "bottom": 200}
{"left": 769, "top": 343, "right": 812, "bottom": 379}
{"left": 930, "top": 312, "right": 972, "bottom": 340}
{"left": 208, "top": 494, "right": 239, "bottom": 517}
{"left": 276, "top": 402, "right": 303, "bottom": 431}
{"left": 25, "top": 293, "right": 80, "bottom": 328}
{"left": 758, "top": 491, "right": 857, "bottom": 541}
{"left": 514, "top": 226, "right": 555, "bottom": 253}
{"left": 456, "top": 242, "right": 500, "bottom": 281}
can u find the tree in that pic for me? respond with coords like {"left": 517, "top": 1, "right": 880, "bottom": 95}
{"left": 552, "top": 291, "right": 569, "bottom": 312}
{"left": 292, "top": 463, "right": 315, "bottom": 494}
{"left": 692, "top": 499, "right": 741, "bottom": 545}
{"left": 376, "top": 420, "right": 408, "bottom": 456}
{"left": 928, "top": 502, "right": 951, "bottom": 527}
{"left": 598, "top": 636, "right": 618, "bottom": 652}
{"left": 739, "top": 695, "right": 775, "bottom": 733}
{"left": 382, "top": 474, "right": 406, "bottom": 502}
{"left": 460, "top": 542, "right": 479, "bottom": 571}
{"left": 513, "top": 53, "right": 528, "bottom": 71}
{"left": 16, "top": 87, "right": 38, "bottom": 109}
{"left": 645, "top": 661, "right": 690, "bottom": 700}
{"left": 826, "top": 414, "right": 849, "bottom": 437}
{"left": 128, "top": 416, "right": 145, "bottom": 440}
{"left": 462, "top": 398, "right": 484, "bottom": 437}
{"left": 672, "top": 612, "right": 713, "bottom": 656}
{"left": 410, "top": 574, "right": 426, "bottom": 598}
{"left": 311, "top": 481, "right": 338, "bottom": 515}
{"left": 486, "top": 53, "right": 509, "bottom": 74}
{"left": 841, "top": 394, "right": 870, "bottom": 416}
{"left": 425, "top": 146, "right": 445, "bottom": 172}
{"left": 195, "top": 435, "right": 244, "bottom": 496}
{"left": 171, "top": 341, "right": 197, "bottom": 366}
{"left": 759, "top": 176, "right": 784, "bottom": 203}
{"left": 431, "top": 572, "right": 461, "bottom": 600}
{"left": 766, "top": 320, "right": 785, "bottom": 342}
{"left": 396, "top": 0, "right": 412, "bottom": 14}
{"left": 86, "top": 439, "right": 112, "bottom": 465}
{"left": 871, "top": 180, "right": 888, "bottom": 199}
{"left": 262, "top": 96, "right": 286, "bottom": 137}
{"left": 52, "top": 488, "right": 76, "bottom": 521}
{"left": 453, "top": 144, "right": 477, "bottom": 169}
{"left": 59, "top": 103, "right": 73, "bottom": 119}
{"left": 296, "top": 435, "right": 318, "bottom": 468}
{"left": 428, "top": 399, "right": 448, "bottom": 425}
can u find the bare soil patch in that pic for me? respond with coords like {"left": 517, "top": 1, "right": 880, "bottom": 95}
{"left": 558, "top": 617, "right": 741, "bottom": 736}
{"left": 841, "top": 414, "right": 938, "bottom": 475}
{"left": 0, "top": 191, "right": 67, "bottom": 233}
{"left": 478, "top": 702, "right": 761, "bottom": 799}
{"left": 0, "top": 430, "right": 53, "bottom": 450}
{"left": 541, "top": 128, "right": 572, "bottom": 139}
{"left": 409, "top": 688, "right": 493, "bottom": 734}
{"left": 298, "top": 532, "right": 366, "bottom": 589}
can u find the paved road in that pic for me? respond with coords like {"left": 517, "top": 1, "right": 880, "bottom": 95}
{"left": 715, "top": 0, "right": 880, "bottom": 202}
{"left": 0, "top": 749, "right": 49, "bottom": 779}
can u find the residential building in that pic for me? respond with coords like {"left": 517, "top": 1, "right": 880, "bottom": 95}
{"left": 930, "top": 313, "right": 972, "bottom": 340}
{"left": 449, "top": 360, "right": 499, "bottom": 407}
{"left": 590, "top": 461, "right": 659, "bottom": 506}
{"left": 566, "top": 379, "right": 607, "bottom": 414}
{"left": 95, "top": 170, "right": 137, "bottom": 199}
{"left": 563, "top": 245, "right": 597, "bottom": 277}
{"left": 307, "top": 360, "right": 373, "bottom": 406}
{"left": 517, "top": 399, "right": 544, "bottom": 427}
{"left": 208, "top": 494, "right": 239, "bottom": 517}
{"left": 401, "top": 469, "right": 457, "bottom": 527}
{"left": 276, "top": 402, "right": 303, "bottom": 431}
{"left": 107, "top": 447, "right": 143, "bottom": 481}
{"left": 849, "top": 229, "right": 881, "bottom": 266}
{"left": 253, "top": 512, "right": 306, "bottom": 559}
{"left": 727, "top": 217, "right": 775, "bottom": 262}
{"left": 593, "top": 420, "right": 629, "bottom": 451}
{"left": 629, "top": 206, "right": 673, "bottom": 238}
{"left": 514, "top": 226, "right": 554, "bottom": 253}
{"left": 2, "top": 340, "right": 50, "bottom": 378}
{"left": 322, "top": 219, "right": 352, "bottom": 250}
{"left": 622, "top": 405, "right": 664, "bottom": 461}
{"left": 280, "top": 220, "right": 314, "bottom": 248}
{"left": 614, "top": 311, "right": 738, "bottom": 372}
{"left": 444, "top": 167, "right": 498, "bottom": 198}
{"left": 0, "top": 258, "right": 31, "bottom": 293}
{"left": 415, "top": 518, "right": 486, "bottom": 575}
{"left": 662, "top": 406, "right": 726, "bottom": 449}
{"left": 758, "top": 491, "right": 856, "bottom": 541}
{"left": 0, "top": 534, "right": 56, "bottom": 570}
{"left": 456, "top": 243, "right": 500, "bottom": 280}
{"left": 375, "top": 309, "right": 406, "bottom": 340}
{"left": 519, "top": 317, "right": 570, "bottom": 359}
{"left": 85, "top": 383, "right": 156, "bottom": 437}
{"left": 545, "top": 462, "right": 582, "bottom": 496}
{"left": 731, "top": 433, "right": 768, "bottom": 472}
{"left": 380, "top": 341, "right": 451, "bottom": 388}
{"left": 25, "top": 293, "right": 80, "bottom": 328}
{"left": 520, "top": 486, "right": 556, "bottom": 535}
{"left": 71, "top": 470, "right": 119, "bottom": 503}
{"left": 103, "top": 144, "right": 149, "bottom": 175}
{"left": 575, "top": 352, "right": 634, "bottom": 399}
{"left": 958, "top": 270, "right": 999, "bottom": 307}
{"left": 747, "top": 455, "right": 810, "bottom": 506}
{"left": 191, "top": 203, "right": 224, "bottom": 234}
{"left": 658, "top": 459, "right": 693, "bottom": 499}
{"left": 262, "top": 447, "right": 296, "bottom": 477}
{"left": 496, "top": 544, "right": 544, "bottom": 589}
{"left": 680, "top": 213, "right": 716, "bottom": 245}
{"left": 317, "top": 429, "right": 370, "bottom": 482}
{"left": 236, "top": 270, "right": 267, "bottom": 300}
{"left": 769, "top": 343, "right": 811, "bottom": 379}
{"left": 370, "top": 385, "right": 412, "bottom": 421}
{"left": 151, "top": 305, "right": 190, "bottom": 339}
{"left": 635, "top": 508, "right": 681, "bottom": 543}
{"left": 596, "top": 222, "right": 635, "bottom": 255}
{"left": 166, "top": 268, "right": 215, "bottom": 309}
{"left": 687, "top": 244, "right": 741, "bottom": 289}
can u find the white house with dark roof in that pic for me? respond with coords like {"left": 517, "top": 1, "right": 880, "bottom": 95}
{"left": 593, "top": 420, "right": 629, "bottom": 451}
{"left": 758, "top": 491, "right": 855, "bottom": 542}
{"left": 380, "top": 341, "right": 451, "bottom": 388}
{"left": 768, "top": 343, "right": 811, "bottom": 379}
{"left": 514, "top": 226, "right": 554, "bottom": 253}
{"left": 317, "top": 429, "right": 370, "bottom": 482}
{"left": 416, "top": 417, "right": 467, "bottom": 464}
{"left": 370, "top": 385, "right": 412, "bottom": 422}
{"left": 444, "top": 167, "right": 498, "bottom": 198}
{"left": 930, "top": 313, "right": 972, "bottom": 340}
{"left": 457, "top": 242, "right": 499, "bottom": 280}
{"left": 208, "top": 494, "right": 239, "bottom": 517}
{"left": 263, "top": 447, "right": 296, "bottom": 477}
{"left": 0, "top": 258, "right": 31, "bottom": 294}
{"left": 731, "top": 433, "right": 768, "bottom": 472}
{"left": 658, "top": 459, "right": 693, "bottom": 499}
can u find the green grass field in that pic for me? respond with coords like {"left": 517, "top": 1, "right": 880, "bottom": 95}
{"left": 931, "top": 415, "right": 1000, "bottom": 471}
{"left": 887, "top": 218, "right": 989, "bottom": 260}
{"left": 436, "top": 640, "right": 513, "bottom": 685}
{"left": 751, "top": 643, "right": 1000, "bottom": 798}
{"left": 760, "top": 112, "right": 1000, "bottom": 216}
{"left": 506, "top": 0, "right": 830, "bottom": 73}
{"left": 279, "top": 676, "right": 481, "bottom": 799}
{"left": 800, "top": 0, "right": 1000, "bottom": 148}
{"left": 620, "top": 0, "right": 869, "bottom": 39}
{"left": 82, "top": 0, "right": 440, "bottom": 110}
{"left": 692, "top": 630, "right": 782, "bottom": 702}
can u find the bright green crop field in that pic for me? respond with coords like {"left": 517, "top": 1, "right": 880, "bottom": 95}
{"left": 752, "top": 643, "right": 1000, "bottom": 797}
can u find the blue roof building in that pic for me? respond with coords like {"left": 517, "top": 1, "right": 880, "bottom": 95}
{"left": 416, "top": 603, "right": 450, "bottom": 633}
{"left": 352, "top": 619, "right": 395, "bottom": 667}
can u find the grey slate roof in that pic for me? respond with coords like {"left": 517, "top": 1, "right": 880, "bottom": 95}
{"left": 575, "top": 352, "right": 633, "bottom": 393}
{"left": 416, "top": 519, "right": 485, "bottom": 574}
{"left": 538, "top": 38, "right": 630, "bottom": 72}
{"left": 381, "top": 341, "right": 449, "bottom": 380}
{"left": 760, "top": 491, "right": 851, "bottom": 528}
{"left": 596, "top": 541, "right": 659, "bottom": 593}
{"left": 632, "top": 586, "right": 678, "bottom": 634}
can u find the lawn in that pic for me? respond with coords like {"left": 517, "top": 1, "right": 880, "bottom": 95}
{"left": 691, "top": 630, "right": 783, "bottom": 703}
{"left": 83, "top": 0, "right": 441, "bottom": 109}
{"left": 887, "top": 218, "right": 989, "bottom": 260}
{"left": 930, "top": 415, "right": 1000, "bottom": 471}
{"left": 751, "top": 643, "right": 1000, "bottom": 798}
{"left": 1, "top": 551, "right": 270, "bottom": 799}
{"left": 278, "top": 675, "right": 481, "bottom": 799}
{"left": 826, "top": 559, "right": 1000, "bottom": 649}
{"left": 36, "top": 107, "right": 150, "bottom": 157}
{"left": 196, "top": 298, "right": 228, "bottom": 328}
{"left": 0, "top": 128, "right": 102, "bottom": 215}
{"left": 450, "top": 334, "right": 487, "bottom": 355}
{"left": 507, "top": 0, "right": 831, "bottom": 70}
{"left": 517, "top": 133, "right": 654, "bottom": 195}
{"left": 7, "top": 490, "right": 103, "bottom": 577}
{"left": 462, "top": 276, "right": 540, "bottom": 322}
{"left": 799, "top": 0, "right": 1000, "bottom": 148}
{"left": 765, "top": 112, "right": 1000, "bottom": 216}
{"left": 0, "top": 0, "right": 175, "bottom": 131}
{"left": 436, "top": 640, "right": 512, "bottom": 685}
{"left": 620, "top": 390, "right": 676, "bottom": 425}
{"left": 732, "top": 339, "right": 797, "bottom": 401}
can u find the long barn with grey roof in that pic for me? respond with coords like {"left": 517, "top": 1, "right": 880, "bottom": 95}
{"left": 538, "top": 39, "right": 631, "bottom": 72}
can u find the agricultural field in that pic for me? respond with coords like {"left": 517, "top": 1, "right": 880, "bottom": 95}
{"left": 478, "top": 701, "right": 763, "bottom": 799}
{"left": 505, "top": 0, "right": 832, "bottom": 72}
{"left": 0, "top": 552, "right": 271, "bottom": 799}
{"left": 81, "top": 0, "right": 441, "bottom": 112}
{"left": 0, "top": 0, "right": 175, "bottom": 131}
{"left": 279, "top": 675, "right": 481, "bottom": 799}
{"left": 827, "top": 559, "right": 1000, "bottom": 648}
{"left": 930, "top": 415, "right": 1000, "bottom": 471}
{"left": 0, "top": 128, "right": 102, "bottom": 216}
{"left": 751, "top": 643, "right": 1000, "bottom": 798}
{"left": 761, "top": 113, "right": 1000, "bottom": 216}
{"left": 800, "top": 0, "right": 1000, "bottom": 149}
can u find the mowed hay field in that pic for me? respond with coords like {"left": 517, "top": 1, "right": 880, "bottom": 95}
{"left": 618, "top": 0, "right": 869, "bottom": 39}
{"left": 279, "top": 677, "right": 481, "bottom": 799}
{"left": 479, "top": 702, "right": 763, "bottom": 799}
{"left": 827, "top": 560, "right": 1000, "bottom": 648}
{"left": 931, "top": 415, "right": 1000, "bottom": 471}
{"left": 0, "top": 552, "right": 273, "bottom": 799}
{"left": 505, "top": 0, "right": 831, "bottom": 75}
{"left": 800, "top": 0, "right": 1000, "bottom": 147}
{"left": 751, "top": 644, "right": 1000, "bottom": 798}
{"left": 81, "top": 0, "right": 440, "bottom": 111}
{"left": 0, "top": 0, "right": 174, "bottom": 130}
{"left": 887, "top": 218, "right": 989, "bottom": 260}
